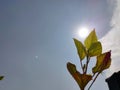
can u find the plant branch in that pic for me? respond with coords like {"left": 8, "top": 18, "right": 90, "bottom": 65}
{"left": 84, "top": 55, "right": 90, "bottom": 74}
{"left": 88, "top": 72, "right": 100, "bottom": 90}
{"left": 80, "top": 59, "right": 84, "bottom": 73}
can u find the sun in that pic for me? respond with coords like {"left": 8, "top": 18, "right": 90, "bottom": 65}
{"left": 77, "top": 27, "right": 89, "bottom": 39}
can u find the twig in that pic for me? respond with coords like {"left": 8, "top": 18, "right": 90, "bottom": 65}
{"left": 88, "top": 72, "right": 100, "bottom": 90}
{"left": 84, "top": 55, "right": 90, "bottom": 74}
{"left": 80, "top": 59, "right": 84, "bottom": 73}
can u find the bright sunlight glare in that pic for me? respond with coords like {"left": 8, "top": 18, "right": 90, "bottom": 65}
{"left": 77, "top": 27, "right": 89, "bottom": 39}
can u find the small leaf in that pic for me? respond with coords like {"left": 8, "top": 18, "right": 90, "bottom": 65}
{"left": 67, "top": 62, "right": 76, "bottom": 75}
{"left": 73, "top": 38, "right": 86, "bottom": 60}
{"left": 0, "top": 76, "right": 4, "bottom": 80}
{"left": 67, "top": 62, "right": 92, "bottom": 90}
{"left": 84, "top": 29, "right": 98, "bottom": 49}
{"left": 88, "top": 41, "right": 102, "bottom": 57}
{"left": 92, "top": 51, "right": 111, "bottom": 74}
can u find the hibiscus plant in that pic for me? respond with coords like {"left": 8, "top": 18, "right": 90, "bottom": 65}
{"left": 67, "top": 29, "right": 111, "bottom": 90}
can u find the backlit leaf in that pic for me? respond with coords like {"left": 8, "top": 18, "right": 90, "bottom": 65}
{"left": 84, "top": 29, "right": 98, "bottom": 49}
{"left": 92, "top": 51, "right": 111, "bottom": 74}
{"left": 74, "top": 38, "right": 86, "bottom": 60}
{"left": 67, "top": 62, "right": 92, "bottom": 90}
{"left": 67, "top": 62, "right": 76, "bottom": 75}
{"left": 88, "top": 41, "right": 102, "bottom": 57}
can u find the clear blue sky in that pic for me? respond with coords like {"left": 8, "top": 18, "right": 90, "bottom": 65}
{"left": 0, "top": 0, "right": 113, "bottom": 90}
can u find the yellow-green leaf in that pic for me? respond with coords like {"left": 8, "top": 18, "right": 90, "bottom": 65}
{"left": 92, "top": 51, "right": 111, "bottom": 74}
{"left": 67, "top": 62, "right": 77, "bottom": 75}
{"left": 74, "top": 38, "right": 86, "bottom": 60}
{"left": 67, "top": 62, "right": 92, "bottom": 90}
{"left": 88, "top": 41, "right": 102, "bottom": 57}
{"left": 84, "top": 29, "right": 98, "bottom": 49}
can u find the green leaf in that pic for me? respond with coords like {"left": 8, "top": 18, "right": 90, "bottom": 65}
{"left": 67, "top": 62, "right": 92, "bottom": 90}
{"left": 92, "top": 51, "right": 111, "bottom": 74}
{"left": 73, "top": 38, "right": 86, "bottom": 60}
{"left": 84, "top": 29, "right": 98, "bottom": 49}
{"left": 88, "top": 41, "right": 102, "bottom": 57}
{"left": 0, "top": 76, "right": 4, "bottom": 80}
{"left": 67, "top": 62, "right": 76, "bottom": 75}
